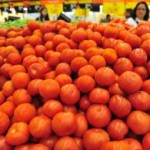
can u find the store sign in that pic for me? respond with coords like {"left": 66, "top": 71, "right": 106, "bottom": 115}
{"left": 46, "top": 4, "right": 63, "bottom": 14}
{"left": 75, "top": 8, "right": 90, "bottom": 16}
{"left": 41, "top": 0, "right": 64, "bottom": 5}
{"left": 103, "top": 2, "right": 125, "bottom": 16}
{"left": 64, "top": 0, "right": 77, "bottom": 4}
{"left": 92, "top": 0, "right": 103, "bottom": 4}
{"left": 78, "top": 0, "right": 92, "bottom": 3}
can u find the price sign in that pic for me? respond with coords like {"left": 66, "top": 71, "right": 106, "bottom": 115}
{"left": 64, "top": 0, "right": 77, "bottom": 4}
{"left": 41, "top": 0, "right": 64, "bottom": 5}
{"left": 46, "top": 4, "right": 63, "bottom": 15}
{"left": 103, "top": 2, "right": 125, "bottom": 16}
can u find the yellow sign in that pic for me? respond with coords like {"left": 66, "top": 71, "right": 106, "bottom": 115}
{"left": 13, "top": 2, "right": 23, "bottom": 6}
{"left": 30, "top": 1, "right": 40, "bottom": 5}
{"left": 125, "top": 2, "right": 136, "bottom": 9}
{"left": 75, "top": 8, "right": 90, "bottom": 17}
{"left": 78, "top": 0, "right": 92, "bottom": 3}
{"left": 64, "top": 0, "right": 77, "bottom": 4}
{"left": 103, "top": 2, "right": 125, "bottom": 16}
{"left": 46, "top": 4, "right": 63, "bottom": 15}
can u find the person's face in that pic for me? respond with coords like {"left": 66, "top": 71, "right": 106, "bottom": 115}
{"left": 42, "top": 8, "right": 48, "bottom": 16}
{"left": 136, "top": 4, "right": 147, "bottom": 20}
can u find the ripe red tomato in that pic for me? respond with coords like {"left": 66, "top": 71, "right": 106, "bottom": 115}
{"left": 52, "top": 111, "right": 77, "bottom": 136}
{"left": 109, "top": 95, "right": 132, "bottom": 118}
{"left": 100, "top": 141, "right": 131, "bottom": 150}
{"left": 6, "top": 122, "right": 30, "bottom": 145}
{"left": 0, "top": 111, "right": 10, "bottom": 135}
{"left": 86, "top": 104, "right": 112, "bottom": 128}
{"left": 42, "top": 99, "right": 64, "bottom": 118}
{"left": 127, "top": 110, "right": 150, "bottom": 135}
{"left": 54, "top": 136, "right": 78, "bottom": 150}
{"left": 60, "top": 83, "right": 80, "bottom": 105}
{"left": 83, "top": 128, "right": 110, "bottom": 150}
{"left": 74, "top": 113, "right": 88, "bottom": 137}
{"left": 142, "top": 133, "right": 150, "bottom": 150}
{"left": 107, "top": 119, "right": 129, "bottom": 140}
{"left": 0, "top": 136, "right": 12, "bottom": 150}
{"left": 29, "top": 115, "right": 51, "bottom": 138}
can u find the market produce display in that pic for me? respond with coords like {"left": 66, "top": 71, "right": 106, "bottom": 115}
{"left": 0, "top": 18, "right": 150, "bottom": 150}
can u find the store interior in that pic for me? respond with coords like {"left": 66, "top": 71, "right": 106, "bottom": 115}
{"left": 0, "top": 0, "right": 149, "bottom": 24}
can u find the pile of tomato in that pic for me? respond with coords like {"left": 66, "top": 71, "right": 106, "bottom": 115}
{"left": 0, "top": 19, "right": 150, "bottom": 150}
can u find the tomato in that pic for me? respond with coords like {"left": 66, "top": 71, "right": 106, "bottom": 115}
{"left": 40, "top": 136, "right": 58, "bottom": 150}
{"left": 11, "top": 72, "right": 30, "bottom": 89}
{"left": 74, "top": 113, "right": 88, "bottom": 137}
{"left": 0, "top": 111, "right": 10, "bottom": 135}
{"left": 127, "top": 110, "right": 150, "bottom": 135}
{"left": 100, "top": 141, "right": 131, "bottom": 150}
{"left": 0, "top": 136, "right": 12, "bottom": 150}
{"left": 29, "top": 115, "right": 51, "bottom": 138}
{"left": 27, "top": 79, "right": 43, "bottom": 96}
{"left": 86, "top": 104, "right": 112, "bottom": 128}
{"left": 94, "top": 67, "right": 116, "bottom": 87}
{"left": 27, "top": 63, "right": 46, "bottom": 79}
{"left": 109, "top": 95, "right": 132, "bottom": 118}
{"left": 54, "top": 136, "right": 78, "bottom": 150}
{"left": 89, "top": 87, "right": 110, "bottom": 104}
{"left": 128, "top": 91, "right": 150, "bottom": 111}
{"left": 6, "top": 122, "right": 30, "bottom": 145}
{"left": 52, "top": 111, "right": 77, "bottom": 136}
{"left": 39, "top": 79, "right": 60, "bottom": 100}
{"left": 107, "top": 119, "right": 129, "bottom": 140}
{"left": 60, "top": 83, "right": 80, "bottom": 105}
{"left": 42, "top": 99, "right": 64, "bottom": 118}
{"left": 29, "top": 144, "right": 49, "bottom": 150}
{"left": 125, "top": 138, "right": 143, "bottom": 150}
{"left": 14, "top": 103, "right": 36, "bottom": 123}
{"left": 75, "top": 75, "right": 95, "bottom": 93}
{"left": 142, "top": 133, "right": 150, "bottom": 150}
{"left": 83, "top": 128, "right": 110, "bottom": 150}
{"left": 118, "top": 71, "right": 143, "bottom": 94}
{"left": 113, "top": 57, "right": 133, "bottom": 75}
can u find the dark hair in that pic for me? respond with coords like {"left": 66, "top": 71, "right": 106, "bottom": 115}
{"left": 39, "top": 7, "right": 49, "bottom": 22}
{"left": 132, "top": 1, "right": 149, "bottom": 21}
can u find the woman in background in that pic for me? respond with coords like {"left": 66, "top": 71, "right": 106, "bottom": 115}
{"left": 126, "top": 1, "right": 149, "bottom": 27}
{"left": 37, "top": 7, "right": 49, "bottom": 22}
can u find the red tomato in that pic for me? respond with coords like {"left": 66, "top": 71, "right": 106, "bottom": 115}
{"left": 83, "top": 128, "right": 110, "bottom": 150}
{"left": 128, "top": 91, "right": 150, "bottom": 111}
{"left": 54, "top": 136, "right": 78, "bottom": 150}
{"left": 109, "top": 95, "right": 132, "bottom": 118}
{"left": 40, "top": 136, "right": 58, "bottom": 150}
{"left": 100, "top": 141, "right": 131, "bottom": 150}
{"left": 127, "top": 110, "right": 150, "bottom": 135}
{"left": 42, "top": 99, "right": 64, "bottom": 118}
{"left": 29, "top": 115, "right": 51, "bottom": 138}
{"left": 52, "top": 111, "right": 77, "bottom": 136}
{"left": 142, "top": 133, "right": 150, "bottom": 150}
{"left": 39, "top": 79, "right": 60, "bottom": 100}
{"left": 86, "top": 104, "right": 112, "bottom": 128}
{"left": 14, "top": 103, "right": 36, "bottom": 123}
{"left": 107, "top": 119, "right": 129, "bottom": 140}
{"left": 0, "top": 111, "right": 10, "bottom": 135}
{"left": 74, "top": 113, "right": 88, "bottom": 137}
{"left": 0, "top": 136, "right": 12, "bottom": 150}
{"left": 125, "top": 138, "right": 143, "bottom": 150}
{"left": 60, "top": 83, "right": 80, "bottom": 105}
{"left": 6, "top": 122, "right": 30, "bottom": 145}
{"left": 89, "top": 87, "right": 110, "bottom": 104}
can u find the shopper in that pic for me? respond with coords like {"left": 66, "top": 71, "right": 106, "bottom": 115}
{"left": 37, "top": 7, "right": 49, "bottom": 22}
{"left": 125, "top": 8, "right": 133, "bottom": 18}
{"left": 126, "top": 1, "right": 149, "bottom": 27}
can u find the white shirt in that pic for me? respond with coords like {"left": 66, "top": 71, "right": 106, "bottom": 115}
{"left": 125, "top": 17, "right": 142, "bottom": 27}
